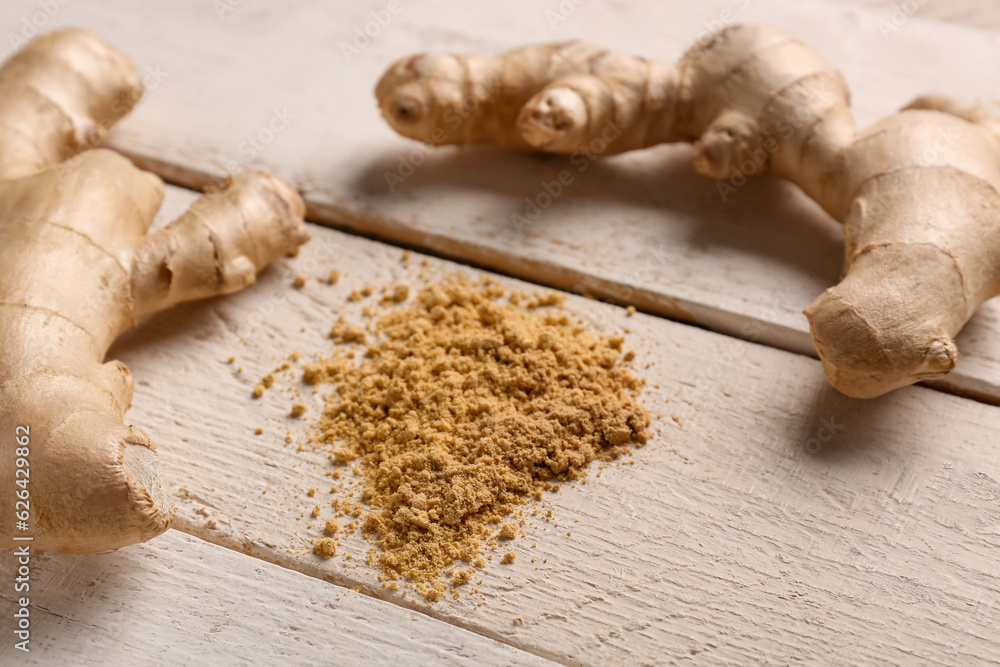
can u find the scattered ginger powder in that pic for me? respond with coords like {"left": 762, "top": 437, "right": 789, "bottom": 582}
{"left": 303, "top": 275, "right": 651, "bottom": 601}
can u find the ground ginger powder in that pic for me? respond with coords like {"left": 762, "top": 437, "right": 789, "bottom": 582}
{"left": 303, "top": 275, "right": 651, "bottom": 601}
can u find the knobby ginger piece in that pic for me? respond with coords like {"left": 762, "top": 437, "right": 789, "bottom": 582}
{"left": 377, "top": 24, "right": 1000, "bottom": 398}
{"left": 0, "top": 29, "right": 309, "bottom": 553}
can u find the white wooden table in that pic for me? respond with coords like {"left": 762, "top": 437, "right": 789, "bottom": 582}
{"left": 1, "top": 2, "right": 999, "bottom": 665}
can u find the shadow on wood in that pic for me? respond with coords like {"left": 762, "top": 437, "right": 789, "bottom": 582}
{"left": 349, "top": 143, "right": 845, "bottom": 286}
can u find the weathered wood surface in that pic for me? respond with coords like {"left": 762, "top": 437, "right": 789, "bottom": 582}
{"left": 843, "top": 0, "right": 1000, "bottom": 30}
{"left": 87, "top": 185, "right": 1000, "bottom": 666}
{"left": 1, "top": 2, "right": 999, "bottom": 664}
{"left": 0, "top": 530, "right": 554, "bottom": 666}
{"left": 3, "top": 0, "right": 999, "bottom": 402}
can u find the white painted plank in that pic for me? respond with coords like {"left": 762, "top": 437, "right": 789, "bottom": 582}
{"left": 839, "top": 0, "right": 1000, "bottom": 31}
{"left": 3, "top": 0, "right": 1000, "bottom": 402}
{"left": 97, "top": 184, "right": 1000, "bottom": 666}
{"left": 0, "top": 530, "right": 554, "bottom": 666}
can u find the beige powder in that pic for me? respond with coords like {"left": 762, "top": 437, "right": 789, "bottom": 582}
{"left": 303, "top": 275, "right": 651, "bottom": 601}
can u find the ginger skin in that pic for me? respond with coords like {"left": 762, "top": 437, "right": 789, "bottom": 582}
{"left": 376, "top": 41, "right": 679, "bottom": 155}
{"left": 376, "top": 25, "right": 1000, "bottom": 398}
{"left": 0, "top": 29, "right": 309, "bottom": 553}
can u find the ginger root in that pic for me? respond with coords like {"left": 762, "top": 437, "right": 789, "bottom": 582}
{"left": 0, "top": 29, "right": 309, "bottom": 553}
{"left": 376, "top": 25, "right": 1000, "bottom": 398}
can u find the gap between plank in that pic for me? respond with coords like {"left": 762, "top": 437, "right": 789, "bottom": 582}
{"left": 119, "top": 148, "right": 1000, "bottom": 410}
{"left": 165, "top": 521, "right": 579, "bottom": 667}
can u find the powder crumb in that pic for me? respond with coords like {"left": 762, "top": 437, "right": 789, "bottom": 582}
{"left": 291, "top": 403, "right": 308, "bottom": 418}
{"left": 501, "top": 552, "right": 517, "bottom": 564}
{"left": 292, "top": 274, "right": 308, "bottom": 289}
{"left": 524, "top": 291, "right": 565, "bottom": 309}
{"left": 626, "top": 305, "right": 636, "bottom": 316}
{"left": 313, "top": 538, "right": 337, "bottom": 559}
{"left": 311, "top": 505, "right": 322, "bottom": 518}
{"left": 296, "top": 275, "right": 651, "bottom": 600}
{"left": 328, "top": 270, "right": 341, "bottom": 285}
{"left": 401, "top": 250, "right": 413, "bottom": 262}
{"left": 331, "top": 324, "right": 366, "bottom": 344}
{"left": 254, "top": 427, "right": 264, "bottom": 435}
{"left": 514, "top": 617, "right": 524, "bottom": 626}
{"left": 325, "top": 518, "right": 339, "bottom": 535}
{"left": 252, "top": 383, "right": 266, "bottom": 398}
{"left": 416, "top": 583, "right": 444, "bottom": 603}
{"left": 261, "top": 374, "right": 275, "bottom": 389}
{"left": 307, "top": 487, "right": 317, "bottom": 497}
{"left": 498, "top": 523, "right": 518, "bottom": 540}
{"left": 227, "top": 356, "right": 236, "bottom": 364}
{"left": 380, "top": 283, "right": 410, "bottom": 305}
{"left": 672, "top": 415, "right": 684, "bottom": 427}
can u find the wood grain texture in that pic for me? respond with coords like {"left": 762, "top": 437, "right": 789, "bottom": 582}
{"left": 838, "top": 0, "right": 1000, "bottom": 31}
{"left": 89, "top": 184, "right": 1000, "bottom": 666}
{"left": 0, "top": 530, "right": 554, "bottom": 666}
{"left": 3, "top": 0, "right": 1000, "bottom": 402}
